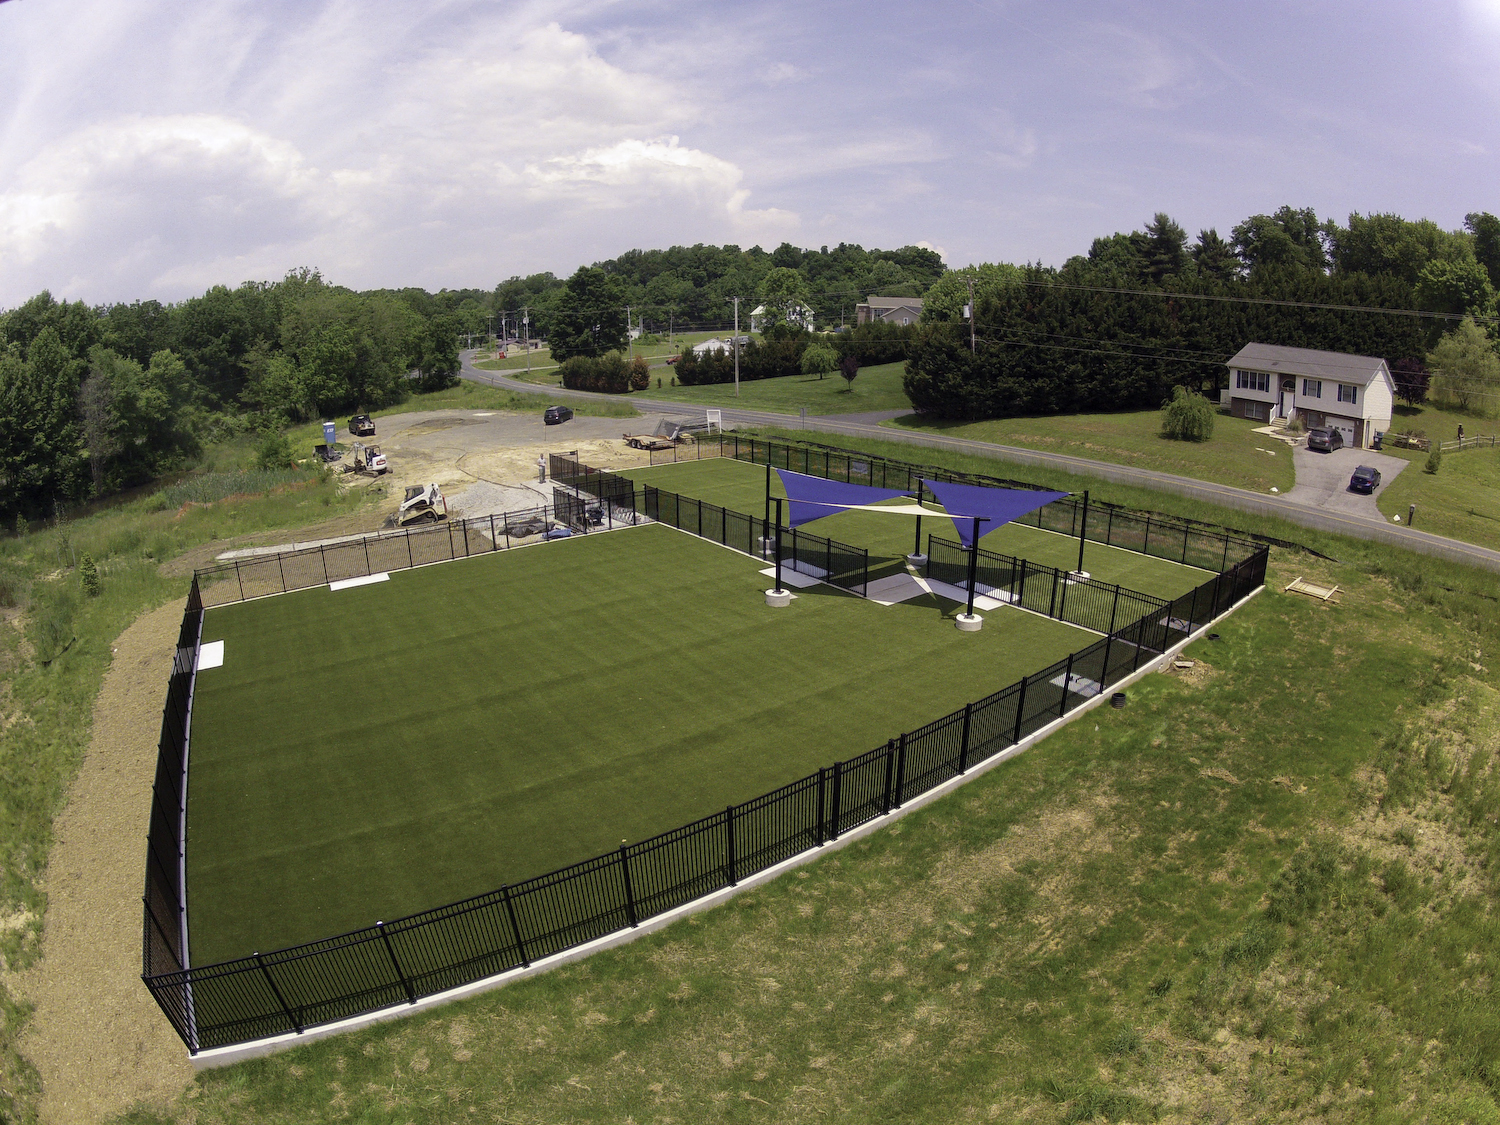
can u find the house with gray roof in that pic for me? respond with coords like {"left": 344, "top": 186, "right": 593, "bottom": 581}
{"left": 855, "top": 295, "right": 924, "bottom": 326}
{"left": 1223, "top": 343, "right": 1395, "bottom": 449}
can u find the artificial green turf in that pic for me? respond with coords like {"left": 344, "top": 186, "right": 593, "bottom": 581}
{"left": 186, "top": 523, "right": 1093, "bottom": 964}
{"left": 622, "top": 457, "right": 1214, "bottom": 601}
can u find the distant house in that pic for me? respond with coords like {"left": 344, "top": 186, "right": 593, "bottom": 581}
{"left": 855, "top": 295, "right": 924, "bottom": 326}
{"left": 1223, "top": 343, "right": 1395, "bottom": 449}
{"left": 692, "top": 336, "right": 751, "bottom": 354}
{"left": 749, "top": 301, "right": 815, "bottom": 332}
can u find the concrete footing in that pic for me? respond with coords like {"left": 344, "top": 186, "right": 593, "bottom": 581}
{"left": 906, "top": 553, "right": 928, "bottom": 567}
{"left": 954, "top": 613, "right": 983, "bottom": 632}
{"left": 765, "top": 589, "right": 793, "bottom": 607}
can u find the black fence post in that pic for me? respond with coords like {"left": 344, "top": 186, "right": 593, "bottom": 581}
{"left": 254, "top": 952, "right": 303, "bottom": 1033}
{"left": 320, "top": 545, "right": 329, "bottom": 585}
{"left": 815, "top": 768, "right": 826, "bottom": 845}
{"left": 1013, "top": 676, "right": 1029, "bottom": 743}
{"left": 276, "top": 553, "right": 286, "bottom": 594}
{"left": 619, "top": 846, "right": 638, "bottom": 927}
{"left": 1100, "top": 630, "right": 1115, "bottom": 686}
{"left": 1059, "top": 653, "right": 1074, "bottom": 718}
{"left": 363, "top": 537, "right": 371, "bottom": 573}
{"left": 1143, "top": 514, "right": 1152, "bottom": 555}
{"left": 1108, "top": 585, "right": 1121, "bottom": 634}
{"left": 882, "top": 741, "right": 896, "bottom": 814}
{"left": 829, "top": 762, "right": 843, "bottom": 840}
{"left": 1014, "top": 557, "right": 1025, "bottom": 603}
{"left": 893, "top": 732, "right": 908, "bottom": 807}
{"left": 1048, "top": 567, "right": 1059, "bottom": 619}
{"left": 500, "top": 884, "right": 530, "bottom": 968}
{"left": 377, "top": 921, "right": 417, "bottom": 1004}
{"left": 958, "top": 701, "right": 973, "bottom": 774}
{"left": 236, "top": 563, "right": 245, "bottom": 602}
{"left": 725, "top": 806, "right": 738, "bottom": 886}
{"left": 406, "top": 528, "right": 414, "bottom": 568}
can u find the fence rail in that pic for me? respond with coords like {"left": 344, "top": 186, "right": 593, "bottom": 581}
{"left": 925, "top": 537, "right": 1168, "bottom": 637}
{"left": 551, "top": 456, "right": 871, "bottom": 597}
{"left": 1437, "top": 433, "right": 1498, "bottom": 453}
{"left": 716, "top": 434, "right": 1260, "bottom": 574}
{"left": 143, "top": 453, "right": 1269, "bottom": 1055}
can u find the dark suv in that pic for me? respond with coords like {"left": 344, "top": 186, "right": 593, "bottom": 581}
{"left": 544, "top": 404, "right": 574, "bottom": 425}
{"left": 1306, "top": 427, "right": 1344, "bottom": 453}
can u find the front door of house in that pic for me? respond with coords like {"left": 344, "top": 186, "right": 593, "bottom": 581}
{"left": 1280, "top": 379, "right": 1295, "bottom": 421}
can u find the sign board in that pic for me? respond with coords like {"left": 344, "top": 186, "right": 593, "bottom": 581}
{"left": 323, "top": 421, "right": 337, "bottom": 446}
{"left": 706, "top": 409, "right": 722, "bottom": 433}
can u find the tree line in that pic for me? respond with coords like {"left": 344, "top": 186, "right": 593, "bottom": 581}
{"left": 0, "top": 271, "right": 473, "bottom": 522}
{"left": 904, "top": 208, "right": 1500, "bottom": 420}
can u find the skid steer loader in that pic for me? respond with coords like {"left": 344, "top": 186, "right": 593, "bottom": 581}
{"left": 398, "top": 483, "right": 447, "bottom": 525}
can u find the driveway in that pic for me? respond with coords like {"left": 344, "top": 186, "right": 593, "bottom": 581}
{"left": 1284, "top": 444, "right": 1409, "bottom": 517}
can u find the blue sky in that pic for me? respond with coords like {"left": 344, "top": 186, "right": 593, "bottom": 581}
{"left": 1, "top": 0, "right": 1497, "bottom": 306}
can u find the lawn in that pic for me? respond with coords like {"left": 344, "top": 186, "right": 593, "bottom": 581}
{"left": 186, "top": 522, "right": 1092, "bottom": 964}
{"left": 473, "top": 331, "right": 730, "bottom": 385}
{"left": 1375, "top": 400, "right": 1500, "bottom": 551}
{"left": 637, "top": 360, "right": 914, "bottom": 415}
{"left": 622, "top": 457, "right": 1215, "bottom": 602}
{"left": 886, "top": 408, "right": 1297, "bottom": 493}
{"left": 161, "top": 529, "right": 1500, "bottom": 1125}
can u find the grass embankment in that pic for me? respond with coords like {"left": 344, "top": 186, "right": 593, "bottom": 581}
{"left": 125, "top": 516, "right": 1500, "bottom": 1123}
{"left": 623, "top": 458, "right": 1211, "bottom": 601}
{"left": 1375, "top": 401, "right": 1500, "bottom": 551}
{"left": 187, "top": 525, "right": 1091, "bottom": 963}
{"left": 887, "top": 409, "right": 1297, "bottom": 494}
{"left": 472, "top": 332, "right": 728, "bottom": 384}
{"left": 0, "top": 445, "right": 377, "bottom": 1123}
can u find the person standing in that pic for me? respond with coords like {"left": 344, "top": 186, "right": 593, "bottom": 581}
{"left": 537, "top": 453, "right": 547, "bottom": 483}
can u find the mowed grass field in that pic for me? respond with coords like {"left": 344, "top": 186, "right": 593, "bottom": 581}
{"left": 186, "top": 522, "right": 1094, "bottom": 965}
{"left": 623, "top": 457, "right": 1215, "bottom": 601}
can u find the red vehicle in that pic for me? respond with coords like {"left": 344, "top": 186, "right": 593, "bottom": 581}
{"left": 665, "top": 354, "right": 681, "bottom": 365}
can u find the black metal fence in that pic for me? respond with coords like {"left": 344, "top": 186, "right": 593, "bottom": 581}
{"left": 925, "top": 536, "right": 1169, "bottom": 637}
{"left": 551, "top": 456, "right": 872, "bottom": 597}
{"left": 142, "top": 577, "right": 203, "bottom": 985}
{"left": 142, "top": 513, "right": 1266, "bottom": 1053}
{"left": 193, "top": 505, "right": 570, "bottom": 607}
{"left": 717, "top": 434, "right": 1260, "bottom": 574}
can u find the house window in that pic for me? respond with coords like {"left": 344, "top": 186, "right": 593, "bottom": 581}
{"left": 1302, "top": 379, "right": 1322, "bottom": 398}
{"left": 1338, "top": 384, "right": 1358, "bottom": 404}
{"left": 1236, "top": 370, "right": 1269, "bottom": 392}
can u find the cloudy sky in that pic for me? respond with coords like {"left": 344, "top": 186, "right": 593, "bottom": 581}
{"left": 2, "top": 0, "right": 1498, "bottom": 307}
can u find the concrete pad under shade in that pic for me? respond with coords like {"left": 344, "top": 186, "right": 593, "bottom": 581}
{"left": 198, "top": 640, "right": 225, "bottom": 670}
{"left": 329, "top": 573, "right": 389, "bottom": 592}
{"left": 1051, "top": 671, "right": 1103, "bottom": 698}
{"left": 865, "top": 572, "right": 930, "bottom": 606}
{"left": 757, "top": 566, "right": 822, "bottom": 589}
{"left": 921, "top": 579, "right": 1006, "bottom": 612}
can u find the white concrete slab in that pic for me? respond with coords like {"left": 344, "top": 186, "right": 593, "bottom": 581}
{"left": 758, "top": 566, "right": 822, "bottom": 589}
{"left": 864, "top": 572, "right": 930, "bottom": 605}
{"left": 1051, "top": 671, "right": 1103, "bottom": 697}
{"left": 921, "top": 579, "right": 1006, "bottom": 612}
{"left": 198, "top": 640, "right": 224, "bottom": 670}
{"left": 329, "top": 573, "right": 389, "bottom": 592}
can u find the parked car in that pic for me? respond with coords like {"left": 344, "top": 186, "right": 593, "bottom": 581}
{"left": 349, "top": 413, "right": 375, "bottom": 437}
{"left": 1348, "top": 465, "right": 1382, "bottom": 493}
{"left": 1306, "top": 427, "right": 1344, "bottom": 453}
{"left": 544, "top": 404, "right": 574, "bottom": 425}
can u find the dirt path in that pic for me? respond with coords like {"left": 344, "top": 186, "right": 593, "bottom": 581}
{"left": 17, "top": 602, "right": 193, "bottom": 1124}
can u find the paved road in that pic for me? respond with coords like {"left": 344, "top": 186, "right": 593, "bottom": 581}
{"left": 462, "top": 353, "right": 1500, "bottom": 573}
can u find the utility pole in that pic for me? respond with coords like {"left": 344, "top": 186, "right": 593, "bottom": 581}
{"left": 625, "top": 305, "right": 632, "bottom": 358}
{"left": 967, "top": 277, "right": 976, "bottom": 354}
{"left": 523, "top": 307, "right": 531, "bottom": 378}
{"left": 731, "top": 296, "right": 741, "bottom": 397}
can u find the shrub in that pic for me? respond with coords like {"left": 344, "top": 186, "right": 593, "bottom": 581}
{"left": 255, "top": 430, "right": 295, "bottom": 470}
{"left": 559, "top": 352, "right": 632, "bottom": 393}
{"left": 1160, "top": 385, "right": 1216, "bottom": 441}
{"left": 1425, "top": 446, "right": 1442, "bottom": 474}
{"left": 628, "top": 355, "right": 650, "bottom": 391}
{"left": 79, "top": 555, "right": 101, "bottom": 598}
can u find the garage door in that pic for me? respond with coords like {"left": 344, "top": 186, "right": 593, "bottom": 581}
{"left": 1331, "top": 420, "right": 1357, "bottom": 447}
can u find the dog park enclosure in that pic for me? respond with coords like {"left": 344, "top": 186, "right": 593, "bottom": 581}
{"left": 142, "top": 436, "right": 1268, "bottom": 1054}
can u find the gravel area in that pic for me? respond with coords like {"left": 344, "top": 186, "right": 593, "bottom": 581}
{"left": 17, "top": 601, "right": 194, "bottom": 1124}
{"left": 446, "top": 479, "right": 553, "bottom": 520}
